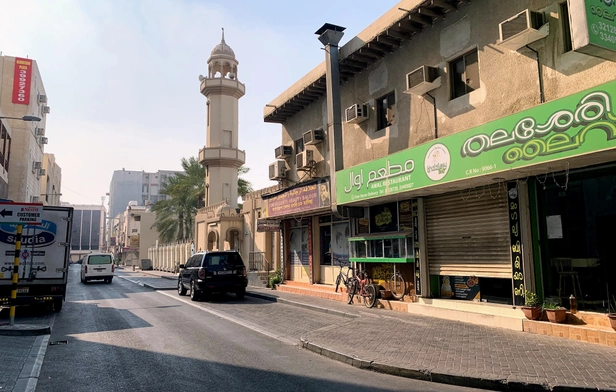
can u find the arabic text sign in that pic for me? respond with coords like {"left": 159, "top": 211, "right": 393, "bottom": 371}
{"left": 0, "top": 203, "right": 42, "bottom": 225}
{"left": 266, "top": 183, "right": 320, "bottom": 217}
{"left": 336, "top": 79, "right": 616, "bottom": 204}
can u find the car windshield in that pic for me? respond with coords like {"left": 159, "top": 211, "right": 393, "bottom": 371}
{"left": 88, "top": 255, "right": 112, "bottom": 265}
{"left": 205, "top": 253, "right": 244, "bottom": 267}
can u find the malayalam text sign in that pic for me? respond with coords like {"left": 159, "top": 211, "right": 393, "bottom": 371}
{"left": 12, "top": 58, "right": 32, "bottom": 105}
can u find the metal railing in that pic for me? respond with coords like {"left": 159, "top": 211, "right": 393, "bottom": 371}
{"left": 248, "top": 252, "right": 270, "bottom": 272}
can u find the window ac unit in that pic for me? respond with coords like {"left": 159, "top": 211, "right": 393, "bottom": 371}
{"left": 30, "top": 196, "right": 40, "bottom": 203}
{"left": 268, "top": 159, "right": 287, "bottom": 180}
{"left": 498, "top": 9, "right": 548, "bottom": 51}
{"left": 38, "top": 168, "right": 46, "bottom": 176}
{"left": 42, "top": 105, "right": 51, "bottom": 114}
{"left": 345, "top": 104, "right": 369, "bottom": 124}
{"left": 38, "top": 94, "right": 47, "bottom": 104}
{"left": 35, "top": 127, "right": 45, "bottom": 136}
{"left": 296, "top": 150, "right": 314, "bottom": 169}
{"left": 303, "top": 129, "right": 324, "bottom": 145}
{"left": 274, "top": 145, "right": 293, "bottom": 159}
{"left": 404, "top": 65, "right": 441, "bottom": 96}
{"left": 39, "top": 137, "right": 48, "bottom": 144}
{"left": 33, "top": 161, "right": 42, "bottom": 170}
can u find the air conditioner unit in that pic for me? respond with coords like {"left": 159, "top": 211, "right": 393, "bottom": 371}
{"left": 38, "top": 168, "right": 46, "bottom": 176}
{"left": 303, "top": 129, "right": 325, "bottom": 145}
{"left": 38, "top": 94, "right": 47, "bottom": 104}
{"left": 296, "top": 150, "right": 314, "bottom": 169}
{"left": 268, "top": 159, "right": 287, "bottom": 180}
{"left": 345, "top": 104, "right": 369, "bottom": 124}
{"left": 30, "top": 196, "right": 40, "bottom": 203}
{"left": 274, "top": 145, "right": 293, "bottom": 159}
{"left": 498, "top": 9, "right": 548, "bottom": 51}
{"left": 39, "top": 137, "right": 48, "bottom": 144}
{"left": 33, "top": 161, "right": 42, "bottom": 170}
{"left": 42, "top": 105, "right": 51, "bottom": 114}
{"left": 404, "top": 65, "right": 441, "bottom": 96}
{"left": 35, "top": 127, "right": 45, "bottom": 136}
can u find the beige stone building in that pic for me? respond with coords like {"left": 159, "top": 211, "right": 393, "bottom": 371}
{"left": 260, "top": 0, "right": 616, "bottom": 330}
{"left": 40, "top": 153, "right": 62, "bottom": 205}
{"left": 0, "top": 55, "right": 61, "bottom": 203}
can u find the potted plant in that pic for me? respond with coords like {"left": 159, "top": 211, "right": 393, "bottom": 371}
{"left": 521, "top": 289, "right": 542, "bottom": 320}
{"left": 608, "top": 295, "right": 616, "bottom": 331}
{"left": 269, "top": 268, "right": 283, "bottom": 290}
{"left": 543, "top": 300, "right": 567, "bottom": 323}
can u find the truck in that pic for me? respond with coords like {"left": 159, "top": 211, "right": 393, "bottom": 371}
{"left": 0, "top": 205, "right": 73, "bottom": 311}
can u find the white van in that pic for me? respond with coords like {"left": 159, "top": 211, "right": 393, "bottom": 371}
{"left": 81, "top": 253, "right": 115, "bottom": 283}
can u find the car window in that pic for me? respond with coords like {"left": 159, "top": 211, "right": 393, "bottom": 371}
{"left": 205, "top": 253, "right": 244, "bottom": 267}
{"left": 88, "top": 255, "right": 112, "bottom": 265}
{"left": 187, "top": 255, "right": 201, "bottom": 268}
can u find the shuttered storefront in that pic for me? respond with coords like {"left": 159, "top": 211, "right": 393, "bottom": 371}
{"left": 425, "top": 185, "right": 511, "bottom": 278}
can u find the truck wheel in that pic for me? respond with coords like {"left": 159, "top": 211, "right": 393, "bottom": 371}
{"left": 53, "top": 299, "right": 63, "bottom": 312}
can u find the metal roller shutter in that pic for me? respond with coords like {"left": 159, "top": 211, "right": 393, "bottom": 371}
{"left": 426, "top": 185, "right": 511, "bottom": 278}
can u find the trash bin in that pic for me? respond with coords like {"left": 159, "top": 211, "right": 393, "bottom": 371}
{"left": 140, "top": 259, "right": 152, "bottom": 271}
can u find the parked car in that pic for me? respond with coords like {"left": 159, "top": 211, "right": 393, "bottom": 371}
{"left": 81, "top": 253, "right": 115, "bottom": 283}
{"left": 178, "top": 250, "right": 247, "bottom": 301}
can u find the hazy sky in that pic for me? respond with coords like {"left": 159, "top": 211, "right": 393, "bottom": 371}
{"left": 0, "top": 0, "right": 397, "bottom": 206}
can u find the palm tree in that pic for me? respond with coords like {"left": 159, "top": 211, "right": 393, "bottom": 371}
{"left": 152, "top": 157, "right": 252, "bottom": 243}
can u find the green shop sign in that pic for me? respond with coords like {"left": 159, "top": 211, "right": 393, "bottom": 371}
{"left": 570, "top": 0, "right": 616, "bottom": 60}
{"left": 336, "top": 80, "right": 616, "bottom": 204}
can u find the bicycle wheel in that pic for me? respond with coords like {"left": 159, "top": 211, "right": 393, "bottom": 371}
{"left": 335, "top": 274, "right": 342, "bottom": 293}
{"left": 389, "top": 272, "right": 406, "bottom": 300}
{"left": 365, "top": 284, "right": 377, "bottom": 308}
{"left": 346, "top": 279, "right": 357, "bottom": 304}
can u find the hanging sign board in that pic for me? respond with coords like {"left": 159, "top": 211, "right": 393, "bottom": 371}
{"left": 569, "top": 0, "right": 616, "bottom": 61}
{"left": 0, "top": 202, "right": 42, "bottom": 225}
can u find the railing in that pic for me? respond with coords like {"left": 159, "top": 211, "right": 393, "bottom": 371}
{"left": 248, "top": 252, "right": 269, "bottom": 272}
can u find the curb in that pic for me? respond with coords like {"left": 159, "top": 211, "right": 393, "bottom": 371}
{"left": 0, "top": 324, "right": 51, "bottom": 336}
{"left": 246, "top": 291, "right": 359, "bottom": 319}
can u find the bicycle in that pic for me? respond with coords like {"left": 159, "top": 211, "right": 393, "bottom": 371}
{"left": 372, "top": 263, "right": 407, "bottom": 301}
{"left": 329, "top": 254, "right": 356, "bottom": 305}
{"left": 347, "top": 267, "right": 377, "bottom": 308}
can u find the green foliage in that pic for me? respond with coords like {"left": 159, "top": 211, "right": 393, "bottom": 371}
{"left": 542, "top": 300, "right": 562, "bottom": 310}
{"left": 269, "top": 268, "right": 283, "bottom": 288}
{"left": 524, "top": 289, "right": 539, "bottom": 307}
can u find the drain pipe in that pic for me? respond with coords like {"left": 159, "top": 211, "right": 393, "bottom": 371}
{"left": 316, "top": 23, "right": 345, "bottom": 218}
{"left": 526, "top": 45, "right": 544, "bottom": 104}
{"left": 426, "top": 92, "right": 438, "bottom": 139}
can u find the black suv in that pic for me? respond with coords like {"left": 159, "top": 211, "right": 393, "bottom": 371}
{"left": 177, "top": 251, "right": 248, "bottom": 301}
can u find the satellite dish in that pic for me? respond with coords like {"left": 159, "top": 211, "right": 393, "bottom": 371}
{"left": 198, "top": 74, "right": 205, "bottom": 81}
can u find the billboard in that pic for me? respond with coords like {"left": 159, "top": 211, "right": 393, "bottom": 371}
{"left": 12, "top": 57, "right": 33, "bottom": 105}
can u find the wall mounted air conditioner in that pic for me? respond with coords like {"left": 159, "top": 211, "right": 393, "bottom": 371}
{"left": 42, "top": 105, "right": 51, "bottom": 114}
{"left": 38, "top": 94, "right": 47, "bottom": 104}
{"left": 30, "top": 196, "right": 40, "bottom": 203}
{"left": 38, "top": 168, "right": 46, "bottom": 176}
{"left": 404, "top": 65, "right": 441, "bottom": 96}
{"left": 345, "top": 104, "right": 369, "bottom": 124}
{"left": 33, "top": 161, "right": 42, "bottom": 170}
{"left": 39, "top": 137, "right": 48, "bottom": 144}
{"left": 296, "top": 150, "right": 314, "bottom": 169}
{"left": 498, "top": 9, "right": 548, "bottom": 51}
{"left": 303, "top": 129, "right": 324, "bottom": 145}
{"left": 275, "top": 145, "right": 293, "bottom": 159}
{"left": 35, "top": 127, "right": 45, "bottom": 136}
{"left": 269, "top": 159, "right": 287, "bottom": 180}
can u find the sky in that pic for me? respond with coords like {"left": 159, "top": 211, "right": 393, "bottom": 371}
{"left": 0, "top": 0, "right": 398, "bottom": 206}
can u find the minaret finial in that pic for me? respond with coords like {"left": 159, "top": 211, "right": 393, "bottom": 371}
{"left": 221, "top": 28, "right": 225, "bottom": 42}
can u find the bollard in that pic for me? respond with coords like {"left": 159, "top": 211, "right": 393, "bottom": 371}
{"left": 133, "top": 265, "right": 136, "bottom": 271}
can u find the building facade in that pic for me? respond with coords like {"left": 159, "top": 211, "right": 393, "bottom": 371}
{"left": 66, "top": 204, "right": 106, "bottom": 262}
{"left": 40, "top": 152, "right": 62, "bottom": 205}
{"left": 261, "top": 0, "right": 616, "bottom": 320}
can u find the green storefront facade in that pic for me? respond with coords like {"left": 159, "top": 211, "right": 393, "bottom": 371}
{"left": 336, "top": 80, "right": 616, "bottom": 310}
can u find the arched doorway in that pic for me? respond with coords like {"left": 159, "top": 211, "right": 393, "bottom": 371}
{"left": 207, "top": 231, "right": 218, "bottom": 251}
{"left": 227, "top": 228, "right": 240, "bottom": 252}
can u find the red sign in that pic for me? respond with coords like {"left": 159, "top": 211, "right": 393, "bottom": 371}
{"left": 12, "top": 57, "right": 33, "bottom": 105}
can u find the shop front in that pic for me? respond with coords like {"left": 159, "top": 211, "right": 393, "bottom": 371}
{"left": 336, "top": 80, "right": 616, "bottom": 309}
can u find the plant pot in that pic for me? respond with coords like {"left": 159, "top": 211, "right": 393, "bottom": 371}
{"left": 608, "top": 314, "right": 616, "bottom": 331}
{"left": 522, "top": 306, "right": 542, "bottom": 320}
{"left": 545, "top": 308, "right": 567, "bottom": 323}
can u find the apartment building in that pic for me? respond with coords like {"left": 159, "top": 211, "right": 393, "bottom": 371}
{"left": 260, "top": 0, "right": 616, "bottom": 324}
{"left": 40, "top": 153, "right": 62, "bottom": 205}
{"left": 66, "top": 204, "right": 106, "bottom": 262}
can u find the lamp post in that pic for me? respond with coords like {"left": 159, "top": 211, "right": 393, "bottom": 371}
{"left": 0, "top": 115, "right": 41, "bottom": 122}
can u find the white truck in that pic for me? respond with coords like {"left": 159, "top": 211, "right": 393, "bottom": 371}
{"left": 0, "top": 206, "right": 73, "bottom": 311}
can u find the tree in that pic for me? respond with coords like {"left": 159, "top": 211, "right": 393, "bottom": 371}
{"left": 152, "top": 157, "right": 252, "bottom": 243}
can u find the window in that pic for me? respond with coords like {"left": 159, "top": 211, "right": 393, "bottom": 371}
{"left": 450, "top": 49, "right": 479, "bottom": 99}
{"left": 376, "top": 91, "right": 396, "bottom": 130}
{"left": 561, "top": 2, "right": 573, "bottom": 53}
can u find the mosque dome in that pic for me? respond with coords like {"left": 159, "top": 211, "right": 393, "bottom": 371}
{"left": 210, "top": 29, "right": 235, "bottom": 59}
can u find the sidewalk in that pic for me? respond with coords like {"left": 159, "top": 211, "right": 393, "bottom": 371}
{"left": 130, "top": 268, "right": 616, "bottom": 392}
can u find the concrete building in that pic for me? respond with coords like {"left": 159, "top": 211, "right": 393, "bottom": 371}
{"left": 40, "top": 153, "right": 62, "bottom": 205}
{"left": 114, "top": 202, "right": 158, "bottom": 266}
{"left": 0, "top": 55, "right": 56, "bottom": 203}
{"left": 260, "top": 0, "right": 616, "bottom": 328}
{"left": 66, "top": 204, "right": 106, "bottom": 262}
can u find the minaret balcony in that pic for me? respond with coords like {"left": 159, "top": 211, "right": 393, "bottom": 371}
{"left": 199, "top": 146, "right": 245, "bottom": 167}
{"left": 200, "top": 78, "right": 245, "bottom": 98}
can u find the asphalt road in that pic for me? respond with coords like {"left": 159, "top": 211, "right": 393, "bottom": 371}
{"left": 32, "top": 265, "right": 490, "bottom": 392}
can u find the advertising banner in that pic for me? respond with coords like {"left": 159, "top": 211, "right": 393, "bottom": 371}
{"left": 12, "top": 57, "right": 33, "bottom": 105}
{"left": 264, "top": 179, "right": 330, "bottom": 218}
{"left": 336, "top": 80, "right": 616, "bottom": 204}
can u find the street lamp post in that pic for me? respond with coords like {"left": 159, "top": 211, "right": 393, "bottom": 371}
{"left": 0, "top": 115, "right": 41, "bottom": 122}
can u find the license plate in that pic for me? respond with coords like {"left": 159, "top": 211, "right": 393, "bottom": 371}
{"left": 17, "top": 287, "right": 29, "bottom": 293}
{"left": 217, "top": 270, "right": 232, "bottom": 275}
{"left": 95, "top": 268, "right": 105, "bottom": 272}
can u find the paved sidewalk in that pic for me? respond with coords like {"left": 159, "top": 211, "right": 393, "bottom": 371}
{"left": 131, "top": 268, "right": 616, "bottom": 392}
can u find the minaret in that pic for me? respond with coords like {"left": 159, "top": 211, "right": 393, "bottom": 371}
{"left": 199, "top": 29, "right": 245, "bottom": 208}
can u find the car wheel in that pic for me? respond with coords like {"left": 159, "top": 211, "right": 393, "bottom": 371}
{"left": 107, "top": 278, "right": 113, "bottom": 284}
{"left": 178, "top": 279, "right": 187, "bottom": 296}
{"left": 236, "top": 288, "right": 246, "bottom": 299}
{"left": 190, "top": 280, "right": 200, "bottom": 301}
{"left": 53, "top": 299, "right": 63, "bottom": 312}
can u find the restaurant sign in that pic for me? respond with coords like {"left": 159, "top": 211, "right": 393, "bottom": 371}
{"left": 264, "top": 179, "right": 330, "bottom": 218}
{"left": 569, "top": 0, "right": 616, "bottom": 61}
{"left": 336, "top": 80, "right": 616, "bottom": 204}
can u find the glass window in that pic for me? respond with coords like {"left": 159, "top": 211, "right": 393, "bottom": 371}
{"left": 376, "top": 91, "right": 396, "bottom": 130}
{"left": 450, "top": 49, "right": 479, "bottom": 99}
{"left": 88, "top": 255, "right": 112, "bottom": 265}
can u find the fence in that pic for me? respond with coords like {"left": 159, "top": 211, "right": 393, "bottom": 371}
{"left": 248, "top": 252, "right": 270, "bottom": 273}
{"left": 148, "top": 242, "right": 192, "bottom": 273}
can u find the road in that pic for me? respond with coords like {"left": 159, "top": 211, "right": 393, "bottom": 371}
{"left": 32, "top": 265, "right": 489, "bottom": 392}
